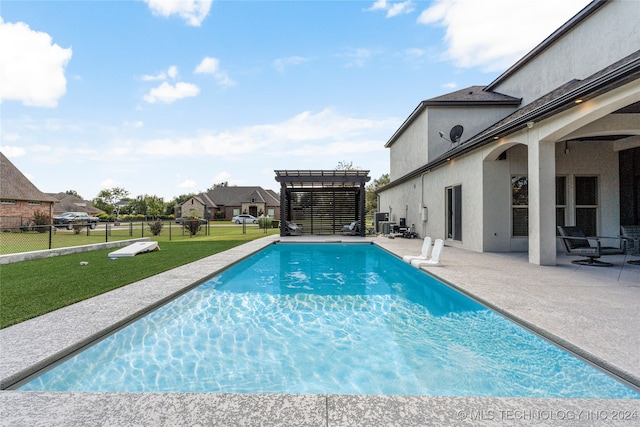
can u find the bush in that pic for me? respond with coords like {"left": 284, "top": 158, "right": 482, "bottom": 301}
{"left": 31, "top": 210, "right": 51, "bottom": 233}
{"left": 258, "top": 217, "right": 276, "bottom": 229}
{"left": 148, "top": 220, "right": 163, "bottom": 236}
{"left": 71, "top": 220, "right": 86, "bottom": 234}
{"left": 183, "top": 217, "right": 202, "bottom": 236}
{"left": 214, "top": 211, "right": 226, "bottom": 220}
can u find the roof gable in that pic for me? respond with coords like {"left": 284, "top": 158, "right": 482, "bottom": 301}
{"left": 0, "top": 152, "right": 57, "bottom": 203}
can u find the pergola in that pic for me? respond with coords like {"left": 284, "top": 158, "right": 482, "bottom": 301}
{"left": 275, "top": 170, "right": 371, "bottom": 237}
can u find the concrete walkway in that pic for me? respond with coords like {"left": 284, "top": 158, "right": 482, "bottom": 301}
{"left": 1, "top": 235, "right": 638, "bottom": 426}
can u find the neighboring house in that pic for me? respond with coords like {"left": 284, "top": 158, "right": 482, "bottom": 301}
{"left": 176, "top": 186, "right": 280, "bottom": 220}
{"left": 0, "top": 152, "right": 58, "bottom": 229}
{"left": 378, "top": 0, "right": 640, "bottom": 266}
{"left": 49, "top": 192, "right": 103, "bottom": 217}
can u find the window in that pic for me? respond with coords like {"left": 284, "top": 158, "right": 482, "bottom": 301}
{"left": 575, "top": 176, "right": 598, "bottom": 236}
{"left": 268, "top": 208, "right": 275, "bottom": 217}
{"left": 446, "top": 185, "right": 462, "bottom": 241}
{"left": 0, "top": 199, "right": 16, "bottom": 204}
{"left": 28, "top": 201, "right": 41, "bottom": 206}
{"left": 511, "top": 176, "right": 528, "bottom": 237}
{"left": 556, "top": 176, "right": 566, "bottom": 231}
{"left": 233, "top": 208, "right": 240, "bottom": 216}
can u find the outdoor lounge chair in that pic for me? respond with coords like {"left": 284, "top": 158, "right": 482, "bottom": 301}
{"left": 341, "top": 221, "right": 359, "bottom": 235}
{"left": 557, "top": 225, "right": 625, "bottom": 267}
{"left": 620, "top": 225, "right": 640, "bottom": 265}
{"left": 402, "top": 237, "right": 432, "bottom": 263}
{"left": 412, "top": 238, "right": 444, "bottom": 268}
{"left": 284, "top": 221, "right": 303, "bottom": 235}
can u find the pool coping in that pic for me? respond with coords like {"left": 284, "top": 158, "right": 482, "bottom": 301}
{"left": 1, "top": 235, "right": 639, "bottom": 426}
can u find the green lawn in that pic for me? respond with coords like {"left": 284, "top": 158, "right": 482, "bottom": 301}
{"left": 0, "top": 226, "right": 278, "bottom": 328}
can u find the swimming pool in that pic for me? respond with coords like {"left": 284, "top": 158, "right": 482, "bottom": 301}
{"left": 19, "top": 243, "right": 640, "bottom": 398}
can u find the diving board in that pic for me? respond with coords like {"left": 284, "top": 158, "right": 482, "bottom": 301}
{"left": 108, "top": 241, "right": 159, "bottom": 258}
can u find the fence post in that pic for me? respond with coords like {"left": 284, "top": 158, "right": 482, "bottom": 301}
{"left": 169, "top": 221, "right": 172, "bottom": 241}
{"left": 105, "top": 223, "right": 109, "bottom": 242}
{"left": 49, "top": 225, "right": 53, "bottom": 249}
{"left": 129, "top": 222, "right": 133, "bottom": 237}
{"left": 142, "top": 221, "right": 144, "bottom": 237}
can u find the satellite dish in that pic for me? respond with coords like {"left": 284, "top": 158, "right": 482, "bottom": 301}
{"left": 450, "top": 125, "right": 464, "bottom": 143}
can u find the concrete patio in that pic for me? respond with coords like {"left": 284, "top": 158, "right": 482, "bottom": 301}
{"left": 1, "top": 235, "right": 638, "bottom": 426}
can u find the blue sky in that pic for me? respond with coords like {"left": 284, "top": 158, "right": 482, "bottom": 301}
{"left": 1, "top": 0, "right": 591, "bottom": 202}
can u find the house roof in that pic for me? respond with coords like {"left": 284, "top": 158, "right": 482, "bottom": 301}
{"left": 49, "top": 193, "right": 103, "bottom": 214}
{"left": 0, "top": 152, "right": 57, "bottom": 203}
{"left": 185, "top": 186, "right": 280, "bottom": 207}
{"left": 379, "top": 49, "right": 640, "bottom": 192}
{"left": 384, "top": 86, "right": 521, "bottom": 148}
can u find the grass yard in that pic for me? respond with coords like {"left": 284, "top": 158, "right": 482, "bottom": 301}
{"left": 0, "top": 227, "right": 278, "bottom": 328}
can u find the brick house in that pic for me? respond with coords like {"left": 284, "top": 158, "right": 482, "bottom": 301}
{"left": 176, "top": 186, "right": 280, "bottom": 221}
{"left": 0, "top": 152, "right": 57, "bottom": 229}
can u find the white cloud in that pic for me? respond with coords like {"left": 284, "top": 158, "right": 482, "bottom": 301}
{"left": 367, "top": 0, "right": 414, "bottom": 18}
{"left": 136, "top": 109, "right": 399, "bottom": 159}
{"left": 342, "top": 48, "right": 374, "bottom": 68}
{"left": 272, "top": 56, "right": 309, "bottom": 72}
{"left": 144, "top": 0, "right": 212, "bottom": 27}
{"left": 387, "top": 1, "right": 414, "bottom": 18}
{"left": 143, "top": 81, "right": 200, "bottom": 103}
{"left": 142, "top": 65, "right": 179, "bottom": 81}
{"left": 0, "top": 18, "right": 72, "bottom": 107}
{"left": 417, "top": 0, "right": 592, "bottom": 72}
{"left": 0, "top": 145, "right": 26, "bottom": 157}
{"left": 177, "top": 178, "right": 197, "bottom": 189}
{"left": 194, "top": 57, "right": 236, "bottom": 87}
{"left": 442, "top": 82, "right": 457, "bottom": 89}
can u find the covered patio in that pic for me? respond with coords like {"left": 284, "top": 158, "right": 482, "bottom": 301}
{"left": 275, "top": 170, "right": 371, "bottom": 237}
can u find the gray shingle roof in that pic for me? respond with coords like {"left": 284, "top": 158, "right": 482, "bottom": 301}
{"left": 0, "top": 152, "right": 57, "bottom": 203}
{"left": 189, "top": 186, "right": 280, "bottom": 207}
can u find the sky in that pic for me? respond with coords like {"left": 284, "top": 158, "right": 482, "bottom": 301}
{"left": 1, "top": 0, "right": 592, "bottom": 202}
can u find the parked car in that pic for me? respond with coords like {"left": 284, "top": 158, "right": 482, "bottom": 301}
{"left": 175, "top": 217, "right": 208, "bottom": 225}
{"left": 53, "top": 212, "right": 99, "bottom": 230}
{"left": 231, "top": 214, "right": 258, "bottom": 224}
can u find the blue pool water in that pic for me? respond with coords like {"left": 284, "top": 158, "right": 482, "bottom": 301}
{"left": 20, "top": 244, "right": 639, "bottom": 397}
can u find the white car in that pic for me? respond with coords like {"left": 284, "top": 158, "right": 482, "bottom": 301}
{"left": 232, "top": 214, "right": 258, "bottom": 224}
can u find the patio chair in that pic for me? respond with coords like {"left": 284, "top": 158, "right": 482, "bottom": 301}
{"left": 341, "top": 221, "right": 359, "bottom": 235}
{"left": 620, "top": 225, "right": 640, "bottom": 265}
{"left": 284, "top": 221, "right": 303, "bottom": 235}
{"left": 557, "top": 225, "right": 625, "bottom": 267}
{"left": 402, "top": 236, "right": 432, "bottom": 263}
{"left": 412, "top": 239, "right": 444, "bottom": 268}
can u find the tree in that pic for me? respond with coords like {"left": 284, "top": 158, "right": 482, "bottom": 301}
{"left": 65, "top": 190, "right": 82, "bottom": 199}
{"left": 335, "top": 161, "right": 360, "bottom": 171}
{"left": 208, "top": 181, "right": 228, "bottom": 191}
{"left": 93, "top": 187, "right": 130, "bottom": 218}
{"left": 128, "top": 194, "right": 166, "bottom": 218}
{"left": 365, "top": 173, "right": 390, "bottom": 214}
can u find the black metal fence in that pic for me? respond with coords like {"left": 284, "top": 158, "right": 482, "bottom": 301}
{"left": 0, "top": 220, "right": 217, "bottom": 255}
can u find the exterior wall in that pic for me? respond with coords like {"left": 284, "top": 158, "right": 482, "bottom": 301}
{"left": 389, "top": 105, "right": 520, "bottom": 181}
{"left": 179, "top": 197, "right": 206, "bottom": 218}
{"left": 0, "top": 201, "right": 54, "bottom": 228}
{"left": 380, "top": 151, "right": 485, "bottom": 253}
{"left": 490, "top": 0, "right": 640, "bottom": 105}
{"left": 427, "top": 106, "right": 519, "bottom": 161}
{"left": 389, "top": 112, "right": 428, "bottom": 180}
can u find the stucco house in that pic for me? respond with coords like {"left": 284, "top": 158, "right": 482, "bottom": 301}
{"left": 176, "top": 186, "right": 280, "bottom": 221}
{"left": 0, "top": 152, "right": 57, "bottom": 229}
{"left": 378, "top": 0, "right": 640, "bottom": 265}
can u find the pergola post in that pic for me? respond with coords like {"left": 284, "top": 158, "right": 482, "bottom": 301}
{"left": 279, "top": 182, "right": 287, "bottom": 237}
{"left": 359, "top": 182, "right": 366, "bottom": 237}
